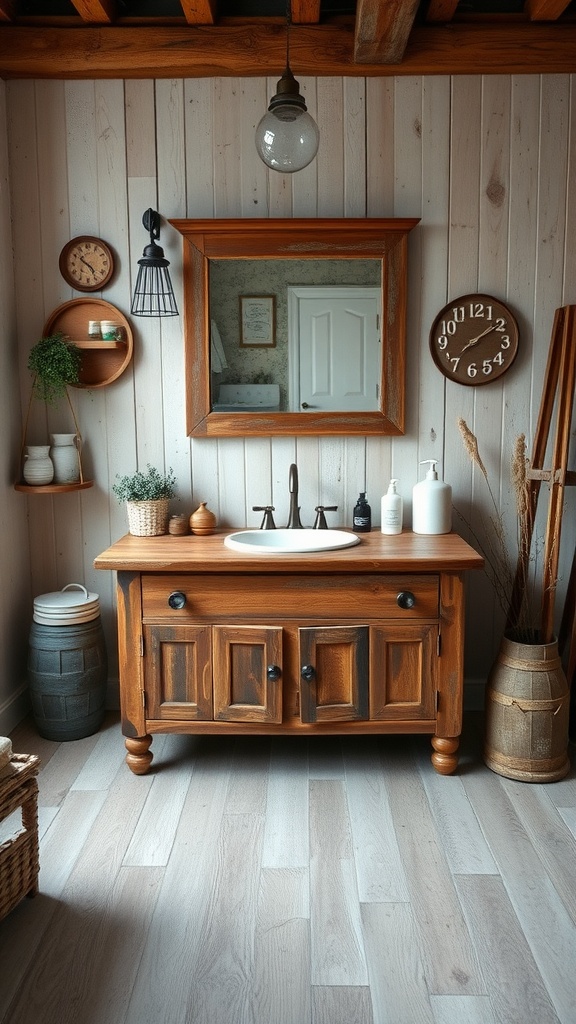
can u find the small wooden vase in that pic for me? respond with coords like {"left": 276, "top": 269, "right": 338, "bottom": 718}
{"left": 190, "top": 501, "right": 217, "bottom": 535}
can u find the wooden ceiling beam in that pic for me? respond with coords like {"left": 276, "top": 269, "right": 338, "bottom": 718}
{"left": 178, "top": 1, "right": 218, "bottom": 24}
{"left": 0, "top": 22, "right": 575, "bottom": 78}
{"left": 291, "top": 1, "right": 321, "bottom": 23}
{"left": 354, "top": 0, "right": 420, "bottom": 64}
{"left": 525, "top": 0, "right": 572, "bottom": 19}
{"left": 0, "top": 0, "right": 16, "bottom": 21}
{"left": 69, "top": 0, "right": 117, "bottom": 23}
{"left": 425, "top": 1, "right": 459, "bottom": 22}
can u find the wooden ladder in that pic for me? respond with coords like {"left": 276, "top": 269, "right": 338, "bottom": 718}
{"left": 506, "top": 305, "right": 576, "bottom": 649}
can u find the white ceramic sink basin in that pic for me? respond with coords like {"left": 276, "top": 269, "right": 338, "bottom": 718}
{"left": 224, "top": 528, "right": 360, "bottom": 554}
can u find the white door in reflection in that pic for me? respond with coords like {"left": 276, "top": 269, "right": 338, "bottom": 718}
{"left": 288, "top": 287, "right": 381, "bottom": 412}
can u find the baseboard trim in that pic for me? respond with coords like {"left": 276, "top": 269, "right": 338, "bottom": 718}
{"left": 0, "top": 683, "right": 31, "bottom": 736}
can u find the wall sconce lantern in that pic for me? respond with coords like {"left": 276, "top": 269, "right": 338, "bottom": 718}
{"left": 254, "top": 3, "right": 319, "bottom": 173}
{"left": 131, "top": 209, "right": 178, "bottom": 317}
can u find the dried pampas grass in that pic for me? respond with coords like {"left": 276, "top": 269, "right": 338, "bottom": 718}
{"left": 456, "top": 418, "right": 541, "bottom": 641}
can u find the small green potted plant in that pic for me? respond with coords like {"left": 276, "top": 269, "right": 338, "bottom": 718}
{"left": 27, "top": 331, "right": 81, "bottom": 405}
{"left": 113, "top": 464, "right": 176, "bottom": 536}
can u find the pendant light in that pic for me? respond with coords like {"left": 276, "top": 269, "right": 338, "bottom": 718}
{"left": 255, "top": 2, "right": 319, "bottom": 173}
{"left": 131, "top": 209, "right": 178, "bottom": 317}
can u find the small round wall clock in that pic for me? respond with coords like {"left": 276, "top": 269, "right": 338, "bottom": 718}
{"left": 429, "top": 293, "right": 519, "bottom": 385}
{"left": 59, "top": 236, "right": 114, "bottom": 292}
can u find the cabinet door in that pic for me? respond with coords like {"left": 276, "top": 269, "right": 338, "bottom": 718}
{"left": 369, "top": 623, "right": 437, "bottom": 721}
{"left": 144, "top": 625, "right": 212, "bottom": 721}
{"left": 213, "top": 625, "right": 283, "bottom": 723}
{"left": 299, "top": 625, "right": 369, "bottom": 723}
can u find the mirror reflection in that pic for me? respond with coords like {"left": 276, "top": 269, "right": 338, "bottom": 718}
{"left": 209, "top": 259, "right": 381, "bottom": 413}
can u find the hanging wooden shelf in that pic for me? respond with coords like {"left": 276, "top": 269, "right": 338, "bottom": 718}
{"left": 43, "top": 298, "right": 134, "bottom": 388}
{"left": 14, "top": 480, "right": 94, "bottom": 494}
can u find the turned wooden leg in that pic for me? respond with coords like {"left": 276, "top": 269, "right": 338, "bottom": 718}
{"left": 125, "top": 734, "right": 153, "bottom": 775}
{"left": 431, "top": 735, "right": 459, "bottom": 775}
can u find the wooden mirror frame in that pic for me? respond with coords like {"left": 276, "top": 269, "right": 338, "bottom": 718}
{"left": 170, "top": 217, "right": 420, "bottom": 437}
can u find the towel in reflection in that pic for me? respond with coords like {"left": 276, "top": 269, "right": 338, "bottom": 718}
{"left": 210, "top": 320, "right": 228, "bottom": 373}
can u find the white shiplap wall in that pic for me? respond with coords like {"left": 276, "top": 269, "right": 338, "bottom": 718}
{"left": 1, "top": 74, "right": 574, "bottom": 724}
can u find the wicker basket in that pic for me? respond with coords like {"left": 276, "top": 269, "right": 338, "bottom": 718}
{"left": 0, "top": 753, "right": 40, "bottom": 921}
{"left": 126, "top": 498, "right": 170, "bottom": 536}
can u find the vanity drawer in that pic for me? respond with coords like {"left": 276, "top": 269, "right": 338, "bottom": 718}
{"left": 142, "top": 574, "right": 439, "bottom": 621}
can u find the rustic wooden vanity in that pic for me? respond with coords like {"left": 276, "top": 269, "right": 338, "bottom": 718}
{"left": 94, "top": 530, "right": 483, "bottom": 776}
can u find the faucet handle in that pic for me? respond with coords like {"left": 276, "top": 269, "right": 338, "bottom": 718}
{"left": 253, "top": 505, "right": 276, "bottom": 530}
{"left": 313, "top": 505, "right": 338, "bottom": 529}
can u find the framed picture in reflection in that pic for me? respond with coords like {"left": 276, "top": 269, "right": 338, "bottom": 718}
{"left": 239, "top": 295, "right": 276, "bottom": 347}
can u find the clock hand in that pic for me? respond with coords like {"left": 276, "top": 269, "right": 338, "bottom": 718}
{"left": 460, "top": 324, "right": 496, "bottom": 353}
{"left": 79, "top": 255, "right": 96, "bottom": 273}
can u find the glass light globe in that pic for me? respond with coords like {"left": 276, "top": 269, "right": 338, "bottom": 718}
{"left": 255, "top": 69, "right": 319, "bottom": 173}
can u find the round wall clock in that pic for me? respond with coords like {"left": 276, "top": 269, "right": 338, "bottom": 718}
{"left": 429, "top": 293, "right": 519, "bottom": 385}
{"left": 59, "top": 236, "right": 114, "bottom": 292}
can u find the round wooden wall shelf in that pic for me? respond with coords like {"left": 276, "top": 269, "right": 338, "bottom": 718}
{"left": 43, "top": 298, "right": 133, "bottom": 388}
{"left": 14, "top": 480, "right": 94, "bottom": 494}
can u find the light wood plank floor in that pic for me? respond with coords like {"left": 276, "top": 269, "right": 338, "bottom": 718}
{"left": 1, "top": 713, "right": 575, "bottom": 1024}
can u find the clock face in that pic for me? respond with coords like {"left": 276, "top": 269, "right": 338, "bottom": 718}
{"left": 59, "top": 236, "right": 114, "bottom": 292}
{"left": 429, "top": 293, "right": 519, "bottom": 386}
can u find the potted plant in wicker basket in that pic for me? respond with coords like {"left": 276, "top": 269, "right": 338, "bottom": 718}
{"left": 113, "top": 464, "right": 176, "bottom": 536}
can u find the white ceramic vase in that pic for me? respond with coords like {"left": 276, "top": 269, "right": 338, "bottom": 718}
{"left": 49, "top": 433, "right": 80, "bottom": 484}
{"left": 23, "top": 445, "right": 54, "bottom": 485}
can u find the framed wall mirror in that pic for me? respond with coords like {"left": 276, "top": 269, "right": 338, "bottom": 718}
{"left": 170, "top": 218, "right": 420, "bottom": 437}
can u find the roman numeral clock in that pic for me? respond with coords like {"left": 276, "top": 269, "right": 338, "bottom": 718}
{"left": 429, "top": 294, "right": 519, "bottom": 385}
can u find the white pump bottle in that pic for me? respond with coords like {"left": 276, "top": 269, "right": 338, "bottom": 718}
{"left": 381, "top": 479, "right": 403, "bottom": 535}
{"left": 412, "top": 460, "right": 452, "bottom": 535}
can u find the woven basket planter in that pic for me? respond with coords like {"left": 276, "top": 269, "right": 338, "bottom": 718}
{"left": 126, "top": 498, "right": 170, "bottom": 536}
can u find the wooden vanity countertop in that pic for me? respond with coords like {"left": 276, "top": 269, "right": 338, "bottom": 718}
{"left": 94, "top": 530, "right": 484, "bottom": 574}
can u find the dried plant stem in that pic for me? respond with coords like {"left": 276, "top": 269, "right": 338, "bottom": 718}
{"left": 457, "top": 418, "right": 545, "bottom": 641}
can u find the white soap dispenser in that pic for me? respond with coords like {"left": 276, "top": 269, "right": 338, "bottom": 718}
{"left": 381, "top": 479, "right": 403, "bottom": 535}
{"left": 412, "top": 460, "right": 452, "bottom": 535}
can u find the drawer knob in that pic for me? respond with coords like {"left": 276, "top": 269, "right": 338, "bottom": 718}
{"left": 267, "top": 664, "right": 281, "bottom": 682}
{"left": 397, "top": 591, "right": 416, "bottom": 610}
{"left": 301, "top": 664, "right": 315, "bottom": 681}
{"left": 168, "top": 591, "right": 186, "bottom": 609}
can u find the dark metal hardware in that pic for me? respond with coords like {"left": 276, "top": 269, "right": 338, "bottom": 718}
{"left": 286, "top": 463, "right": 303, "bottom": 529}
{"left": 397, "top": 591, "right": 416, "bottom": 610}
{"left": 313, "top": 504, "right": 338, "bottom": 529}
{"left": 253, "top": 505, "right": 276, "bottom": 529}
{"left": 168, "top": 591, "right": 186, "bottom": 609}
{"left": 301, "top": 664, "right": 315, "bottom": 681}
{"left": 267, "top": 664, "right": 281, "bottom": 681}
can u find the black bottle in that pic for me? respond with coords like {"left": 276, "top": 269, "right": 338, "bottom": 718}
{"left": 353, "top": 492, "right": 371, "bottom": 532}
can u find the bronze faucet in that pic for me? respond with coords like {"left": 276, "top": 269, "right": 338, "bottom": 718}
{"left": 286, "top": 463, "right": 303, "bottom": 529}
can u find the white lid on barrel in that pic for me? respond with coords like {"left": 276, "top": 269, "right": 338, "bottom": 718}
{"left": 33, "top": 583, "right": 100, "bottom": 625}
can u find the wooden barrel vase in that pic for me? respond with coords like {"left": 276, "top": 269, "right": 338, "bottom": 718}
{"left": 484, "top": 635, "right": 570, "bottom": 782}
{"left": 28, "top": 620, "right": 107, "bottom": 741}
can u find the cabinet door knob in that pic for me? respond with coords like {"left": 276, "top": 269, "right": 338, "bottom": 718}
{"left": 168, "top": 591, "right": 186, "bottom": 609}
{"left": 397, "top": 591, "right": 416, "bottom": 610}
{"left": 267, "top": 664, "right": 281, "bottom": 682}
{"left": 301, "top": 664, "right": 315, "bottom": 681}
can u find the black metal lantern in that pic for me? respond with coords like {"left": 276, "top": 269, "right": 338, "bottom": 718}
{"left": 131, "top": 209, "right": 178, "bottom": 317}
